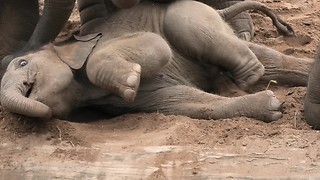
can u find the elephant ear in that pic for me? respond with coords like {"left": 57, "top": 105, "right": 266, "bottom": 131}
{"left": 53, "top": 32, "right": 102, "bottom": 69}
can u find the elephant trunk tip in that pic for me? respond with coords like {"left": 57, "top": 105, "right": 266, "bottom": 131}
{"left": 0, "top": 91, "right": 53, "bottom": 119}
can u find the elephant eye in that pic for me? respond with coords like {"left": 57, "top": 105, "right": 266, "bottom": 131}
{"left": 18, "top": 60, "right": 28, "bottom": 67}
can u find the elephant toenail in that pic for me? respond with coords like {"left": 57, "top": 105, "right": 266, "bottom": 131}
{"left": 132, "top": 64, "right": 141, "bottom": 73}
{"left": 248, "top": 75, "right": 258, "bottom": 84}
{"left": 240, "top": 32, "right": 252, "bottom": 41}
{"left": 238, "top": 83, "right": 248, "bottom": 90}
{"left": 270, "top": 98, "right": 281, "bottom": 109}
{"left": 127, "top": 75, "right": 138, "bottom": 87}
{"left": 124, "top": 89, "right": 136, "bottom": 102}
{"left": 271, "top": 112, "right": 283, "bottom": 121}
{"left": 265, "top": 90, "right": 274, "bottom": 96}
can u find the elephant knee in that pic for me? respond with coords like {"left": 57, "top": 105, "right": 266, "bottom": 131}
{"left": 142, "top": 32, "right": 172, "bottom": 67}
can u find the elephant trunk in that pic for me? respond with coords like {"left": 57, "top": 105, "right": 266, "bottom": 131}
{"left": 305, "top": 45, "right": 320, "bottom": 129}
{"left": 1, "top": 77, "right": 52, "bottom": 119}
{"left": 217, "top": 1, "right": 294, "bottom": 36}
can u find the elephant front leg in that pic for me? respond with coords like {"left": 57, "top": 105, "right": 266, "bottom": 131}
{"left": 248, "top": 42, "right": 312, "bottom": 87}
{"left": 116, "top": 85, "right": 282, "bottom": 122}
{"left": 164, "top": 1, "right": 264, "bottom": 90}
{"left": 86, "top": 32, "right": 172, "bottom": 102}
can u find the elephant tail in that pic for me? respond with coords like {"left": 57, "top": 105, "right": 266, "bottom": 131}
{"left": 217, "top": 1, "right": 294, "bottom": 37}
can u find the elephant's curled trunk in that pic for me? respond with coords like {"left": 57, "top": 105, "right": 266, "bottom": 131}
{"left": 1, "top": 80, "right": 51, "bottom": 119}
{"left": 217, "top": 1, "right": 294, "bottom": 36}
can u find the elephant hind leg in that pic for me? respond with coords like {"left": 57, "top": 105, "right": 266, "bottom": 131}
{"left": 125, "top": 85, "right": 282, "bottom": 122}
{"left": 86, "top": 32, "right": 172, "bottom": 102}
{"left": 163, "top": 1, "right": 264, "bottom": 90}
{"left": 248, "top": 42, "right": 312, "bottom": 87}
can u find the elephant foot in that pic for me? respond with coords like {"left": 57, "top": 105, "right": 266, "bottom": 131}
{"left": 237, "top": 31, "right": 252, "bottom": 42}
{"left": 208, "top": 0, "right": 254, "bottom": 41}
{"left": 88, "top": 59, "right": 142, "bottom": 102}
{"left": 232, "top": 58, "right": 265, "bottom": 90}
{"left": 240, "top": 90, "right": 282, "bottom": 122}
{"left": 228, "top": 13, "right": 254, "bottom": 41}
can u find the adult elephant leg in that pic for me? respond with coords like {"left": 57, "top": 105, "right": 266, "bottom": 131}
{"left": 86, "top": 32, "right": 172, "bottom": 102}
{"left": 2, "top": 0, "right": 75, "bottom": 69}
{"left": 0, "top": 0, "right": 39, "bottom": 61}
{"left": 164, "top": 1, "right": 264, "bottom": 90}
{"left": 248, "top": 42, "right": 312, "bottom": 86}
{"left": 200, "top": 0, "right": 253, "bottom": 41}
{"left": 305, "top": 45, "right": 320, "bottom": 129}
{"left": 23, "top": 0, "right": 75, "bottom": 51}
{"left": 105, "top": 85, "right": 282, "bottom": 122}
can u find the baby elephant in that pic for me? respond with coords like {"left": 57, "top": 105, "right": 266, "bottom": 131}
{"left": 0, "top": 1, "right": 311, "bottom": 122}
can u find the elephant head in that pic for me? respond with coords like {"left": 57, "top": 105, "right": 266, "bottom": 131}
{"left": 305, "top": 44, "right": 320, "bottom": 129}
{"left": 0, "top": 33, "right": 101, "bottom": 119}
{"left": 1, "top": 47, "right": 72, "bottom": 119}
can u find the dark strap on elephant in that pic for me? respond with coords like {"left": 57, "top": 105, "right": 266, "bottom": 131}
{"left": 200, "top": 0, "right": 254, "bottom": 41}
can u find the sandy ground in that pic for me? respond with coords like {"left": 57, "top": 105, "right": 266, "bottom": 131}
{"left": 1, "top": 0, "right": 320, "bottom": 179}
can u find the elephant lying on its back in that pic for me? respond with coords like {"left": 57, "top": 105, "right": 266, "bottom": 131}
{"left": 0, "top": 1, "right": 312, "bottom": 122}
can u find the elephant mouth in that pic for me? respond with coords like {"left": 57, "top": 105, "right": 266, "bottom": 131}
{"left": 24, "top": 82, "right": 34, "bottom": 98}
{"left": 22, "top": 71, "right": 38, "bottom": 98}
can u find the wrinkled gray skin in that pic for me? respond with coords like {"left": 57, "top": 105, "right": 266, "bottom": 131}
{"left": 1, "top": 1, "right": 311, "bottom": 122}
{"left": 305, "top": 44, "right": 320, "bottom": 129}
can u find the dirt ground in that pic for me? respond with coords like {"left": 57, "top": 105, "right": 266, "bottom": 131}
{"left": 1, "top": 0, "right": 320, "bottom": 179}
